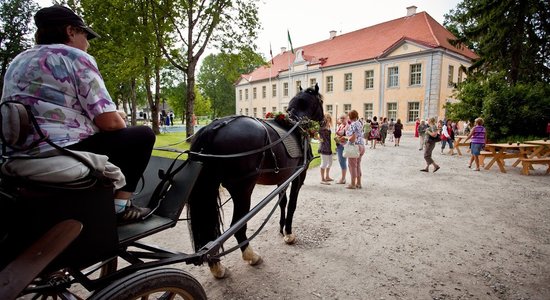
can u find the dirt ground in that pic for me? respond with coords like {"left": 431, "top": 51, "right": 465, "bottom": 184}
{"left": 145, "top": 132, "right": 550, "bottom": 300}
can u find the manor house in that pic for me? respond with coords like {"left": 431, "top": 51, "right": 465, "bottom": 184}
{"left": 235, "top": 6, "right": 477, "bottom": 130}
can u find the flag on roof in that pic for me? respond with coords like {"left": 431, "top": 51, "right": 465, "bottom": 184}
{"left": 287, "top": 30, "right": 294, "bottom": 54}
{"left": 270, "top": 43, "right": 274, "bottom": 64}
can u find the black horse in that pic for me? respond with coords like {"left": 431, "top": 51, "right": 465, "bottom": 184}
{"left": 187, "top": 84, "right": 324, "bottom": 278}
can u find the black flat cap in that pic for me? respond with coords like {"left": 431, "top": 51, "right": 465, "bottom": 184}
{"left": 34, "top": 5, "right": 100, "bottom": 40}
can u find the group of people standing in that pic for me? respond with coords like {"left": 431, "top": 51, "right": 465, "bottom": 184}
{"left": 318, "top": 112, "right": 403, "bottom": 190}
{"left": 363, "top": 117, "right": 403, "bottom": 148}
{"left": 317, "top": 112, "right": 488, "bottom": 188}
{"left": 317, "top": 110, "right": 365, "bottom": 189}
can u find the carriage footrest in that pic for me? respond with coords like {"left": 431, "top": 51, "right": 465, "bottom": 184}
{"left": 117, "top": 215, "right": 176, "bottom": 246}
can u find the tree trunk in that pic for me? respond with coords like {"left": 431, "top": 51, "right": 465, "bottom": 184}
{"left": 130, "top": 78, "right": 137, "bottom": 126}
{"left": 154, "top": 59, "right": 162, "bottom": 128}
{"left": 186, "top": 61, "right": 196, "bottom": 139}
{"left": 144, "top": 56, "right": 159, "bottom": 134}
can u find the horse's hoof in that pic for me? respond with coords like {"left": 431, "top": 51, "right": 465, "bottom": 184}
{"left": 242, "top": 245, "right": 262, "bottom": 265}
{"left": 209, "top": 262, "right": 227, "bottom": 279}
{"left": 284, "top": 233, "right": 296, "bottom": 244}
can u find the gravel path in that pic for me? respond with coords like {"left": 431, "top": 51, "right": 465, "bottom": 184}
{"left": 145, "top": 131, "right": 550, "bottom": 300}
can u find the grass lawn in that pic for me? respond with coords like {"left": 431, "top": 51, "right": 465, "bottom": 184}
{"left": 153, "top": 132, "right": 324, "bottom": 169}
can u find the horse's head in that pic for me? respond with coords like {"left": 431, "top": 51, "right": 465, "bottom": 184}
{"left": 287, "top": 83, "right": 324, "bottom": 124}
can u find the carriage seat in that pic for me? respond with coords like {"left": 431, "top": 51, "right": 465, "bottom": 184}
{"left": 1, "top": 151, "right": 125, "bottom": 188}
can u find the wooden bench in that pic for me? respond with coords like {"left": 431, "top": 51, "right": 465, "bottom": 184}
{"left": 520, "top": 158, "right": 550, "bottom": 175}
{"left": 479, "top": 151, "right": 494, "bottom": 167}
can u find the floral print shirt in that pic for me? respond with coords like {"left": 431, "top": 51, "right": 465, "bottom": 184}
{"left": 1, "top": 44, "right": 116, "bottom": 155}
{"left": 346, "top": 119, "right": 365, "bottom": 145}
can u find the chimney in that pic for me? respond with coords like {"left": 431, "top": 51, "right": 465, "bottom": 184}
{"left": 406, "top": 5, "right": 417, "bottom": 16}
{"left": 281, "top": 47, "right": 287, "bottom": 53}
{"left": 329, "top": 30, "right": 337, "bottom": 40}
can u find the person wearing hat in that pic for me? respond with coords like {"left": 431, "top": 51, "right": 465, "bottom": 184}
{"left": 1, "top": 5, "right": 155, "bottom": 224}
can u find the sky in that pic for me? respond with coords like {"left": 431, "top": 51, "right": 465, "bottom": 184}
{"left": 256, "top": 0, "right": 461, "bottom": 60}
{"left": 36, "top": 0, "right": 462, "bottom": 61}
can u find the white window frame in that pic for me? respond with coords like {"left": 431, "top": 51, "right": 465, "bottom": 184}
{"left": 387, "top": 102, "right": 397, "bottom": 120}
{"left": 364, "top": 70, "right": 374, "bottom": 89}
{"left": 283, "top": 82, "right": 289, "bottom": 97}
{"left": 343, "top": 104, "right": 352, "bottom": 114}
{"left": 326, "top": 76, "right": 333, "bottom": 92}
{"left": 409, "top": 64, "right": 422, "bottom": 86}
{"left": 448, "top": 65, "right": 455, "bottom": 87}
{"left": 388, "top": 67, "right": 399, "bottom": 88}
{"left": 407, "top": 102, "right": 420, "bottom": 122}
{"left": 344, "top": 73, "right": 353, "bottom": 91}
{"left": 310, "top": 78, "right": 317, "bottom": 87}
{"left": 364, "top": 103, "right": 373, "bottom": 120}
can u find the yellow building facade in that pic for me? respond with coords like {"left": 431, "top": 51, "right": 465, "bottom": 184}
{"left": 236, "top": 7, "right": 476, "bottom": 130}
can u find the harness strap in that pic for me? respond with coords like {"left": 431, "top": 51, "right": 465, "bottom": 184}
{"left": 187, "top": 119, "right": 302, "bottom": 159}
{"left": 253, "top": 118, "right": 279, "bottom": 173}
{"left": 143, "top": 151, "right": 188, "bottom": 218}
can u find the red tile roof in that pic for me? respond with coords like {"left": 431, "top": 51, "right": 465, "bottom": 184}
{"left": 241, "top": 11, "right": 477, "bottom": 83}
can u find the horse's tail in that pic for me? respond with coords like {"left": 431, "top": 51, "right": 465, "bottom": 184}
{"left": 186, "top": 164, "right": 223, "bottom": 252}
{"left": 187, "top": 125, "right": 223, "bottom": 253}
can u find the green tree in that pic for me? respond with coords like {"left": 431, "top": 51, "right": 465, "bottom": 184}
{"left": 445, "top": 0, "right": 550, "bottom": 140}
{"left": 0, "top": 0, "right": 38, "bottom": 94}
{"left": 197, "top": 48, "right": 264, "bottom": 118}
{"left": 444, "top": 0, "right": 550, "bottom": 84}
{"left": 448, "top": 73, "right": 550, "bottom": 140}
{"left": 193, "top": 86, "right": 211, "bottom": 117}
{"left": 150, "top": 0, "right": 261, "bottom": 138}
{"left": 81, "top": 0, "right": 167, "bottom": 133}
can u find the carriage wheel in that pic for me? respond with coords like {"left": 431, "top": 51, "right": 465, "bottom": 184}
{"left": 89, "top": 268, "right": 206, "bottom": 300}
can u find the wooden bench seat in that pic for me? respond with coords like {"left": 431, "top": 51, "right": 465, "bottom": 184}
{"left": 479, "top": 151, "right": 494, "bottom": 167}
{"left": 520, "top": 158, "right": 550, "bottom": 175}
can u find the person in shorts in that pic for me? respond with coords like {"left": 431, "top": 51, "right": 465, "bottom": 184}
{"left": 466, "top": 118, "right": 486, "bottom": 171}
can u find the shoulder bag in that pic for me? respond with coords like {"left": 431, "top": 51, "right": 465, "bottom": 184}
{"left": 343, "top": 143, "right": 360, "bottom": 158}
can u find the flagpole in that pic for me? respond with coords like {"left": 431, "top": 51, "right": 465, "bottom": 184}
{"left": 269, "top": 43, "right": 273, "bottom": 113}
{"left": 269, "top": 63, "right": 272, "bottom": 113}
{"left": 287, "top": 30, "right": 291, "bottom": 99}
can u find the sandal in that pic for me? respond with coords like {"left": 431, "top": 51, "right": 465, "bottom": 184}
{"left": 337, "top": 180, "right": 346, "bottom": 184}
{"left": 346, "top": 185, "right": 356, "bottom": 189}
{"left": 117, "top": 202, "right": 151, "bottom": 225}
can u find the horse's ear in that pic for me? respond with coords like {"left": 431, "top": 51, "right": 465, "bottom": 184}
{"left": 299, "top": 85, "right": 303, "bottom": 92}
{"left": 314, "top": 83, "right": 319, "bottom": 93}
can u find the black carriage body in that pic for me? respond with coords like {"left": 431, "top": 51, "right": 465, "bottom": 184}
{"left": 0, "top": 176, "right": 119, "bottom": 272}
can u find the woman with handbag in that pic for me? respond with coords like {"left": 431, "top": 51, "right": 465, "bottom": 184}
{"left": 334, "top": 114, "right": 349, "bottom": 184}
{"left": 344, "top": 110, "right": 365, "bottom": 189}
{"left": 420, "top": 117, "right": 441, "bottom": 173}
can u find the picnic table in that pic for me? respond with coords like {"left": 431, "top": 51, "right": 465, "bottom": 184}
{"left": 520, "top": 140, "right": 550, "bottom": 175}
{"left": 483, "top": 143, "right": 538, "bottom": 173}
{"left": 453, "top": 135, "right": 470, "bottom": 156}
{"left": 524, "top": 140, "right": 550, "bottom": 158}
